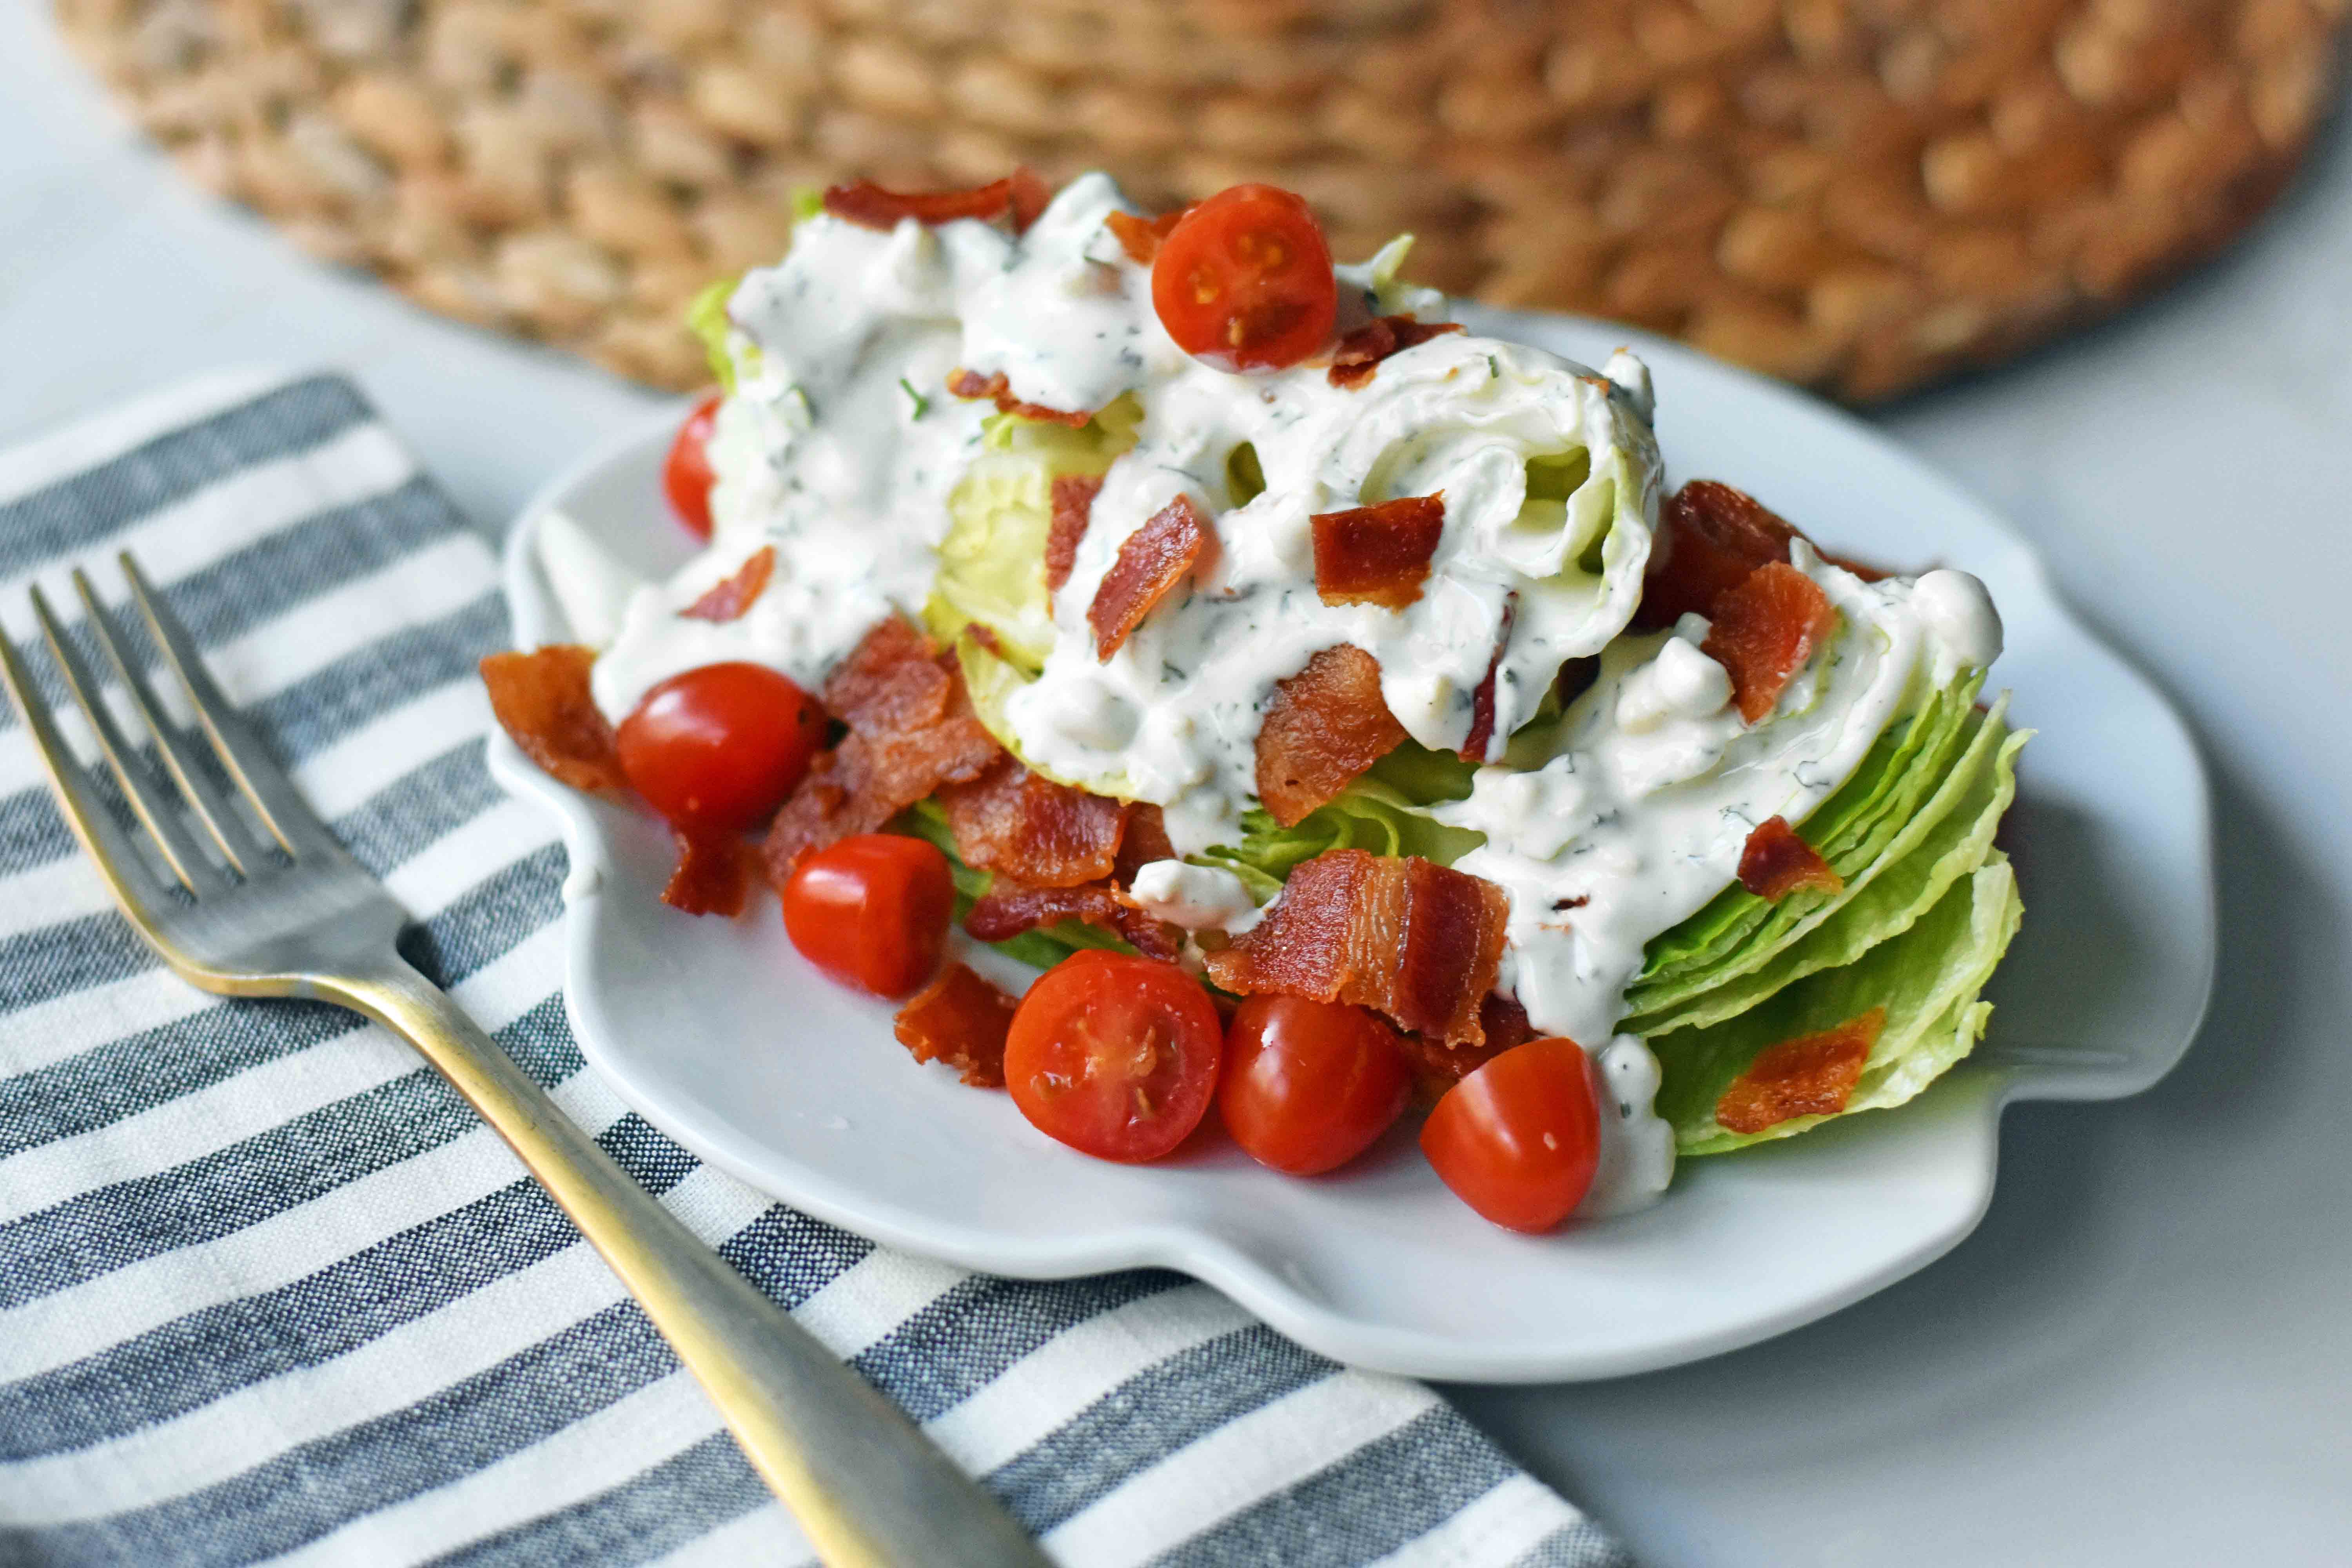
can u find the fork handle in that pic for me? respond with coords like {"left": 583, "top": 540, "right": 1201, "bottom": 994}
{"left": 329, "top": 959, "right": 1049, "bottom": 1568}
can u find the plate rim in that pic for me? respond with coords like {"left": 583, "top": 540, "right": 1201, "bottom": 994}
{"left": 486, "top": 314, "right": 2217, "bottom": 1382}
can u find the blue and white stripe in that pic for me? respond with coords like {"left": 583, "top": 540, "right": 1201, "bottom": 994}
{"left": 0, "top": 370, "right": 1630, "bottom": 1567}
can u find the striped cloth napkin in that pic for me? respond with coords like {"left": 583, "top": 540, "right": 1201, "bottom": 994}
{"left": 0, "top": 369, "right": 1631, "bottom": 1568}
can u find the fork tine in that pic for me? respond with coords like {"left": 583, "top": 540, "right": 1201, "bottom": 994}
{"left": 0, "top": 629, "right": 178, "bottom": 912}
{"left": 119, "top": 552, "right": 328, "bottom": 859}
{"left": 30, "top": 585, "right": 230, "bottom": 896}
{"left": 73, "top": 568, "right": 271, "bottom": 877}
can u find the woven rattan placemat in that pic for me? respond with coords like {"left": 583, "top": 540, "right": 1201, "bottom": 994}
{"left": 57, "top": 0, "right": 2344, "bottom": 399}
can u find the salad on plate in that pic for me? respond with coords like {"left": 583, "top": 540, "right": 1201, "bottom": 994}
{"left": 483, "top": 169, "right": 2027, "bottom": 1232}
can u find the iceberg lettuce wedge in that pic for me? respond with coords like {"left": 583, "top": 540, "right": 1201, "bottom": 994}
{"left": 1651, "top": 851, "right": 2023, "bottom": 1153}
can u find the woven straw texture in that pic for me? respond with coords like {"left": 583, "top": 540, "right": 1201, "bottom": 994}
{"left": 56, "top": 0, "right": 2345, "bottom": 399}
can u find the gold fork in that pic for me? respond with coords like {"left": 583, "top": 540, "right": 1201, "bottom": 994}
{"left": 0, "top": 552, "right": 1047, "bottom": 1568}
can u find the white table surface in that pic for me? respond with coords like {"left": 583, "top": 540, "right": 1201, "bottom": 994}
{"left": 4, "top": 9, "right": 2346, "bottom": 1563}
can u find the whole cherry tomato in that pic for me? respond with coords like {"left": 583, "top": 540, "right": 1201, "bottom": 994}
{"left": 663, "top": 393, "right": 722, "bottom": 540}
{"left": 1419, "top": 1037, "right": 1602, "bottom": 1233}
{"left": 1218, "top": 996, "right": 1410, "bottom": 1176}
{"left": 1151, "top": 184, "right": 1337, "bottom": 373}
{"left": 1005, "top": 953, "right": 1223, "bottom": 1162}
{"left": 781, "top": 834, "right": 954, "bottom": 998}
{"left": 615, "top": 662, "right": 824, "bottom": 833}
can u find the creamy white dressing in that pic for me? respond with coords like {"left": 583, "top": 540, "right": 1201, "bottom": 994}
{"left": 1580, "top": 1036, "right": 1677, "bottom": 1219}
{"left": 557, "top": 171, "right": 2010, "bottom": 1220}
{"left": 1127, "top": 860, "right": 1263, "bottom": 933}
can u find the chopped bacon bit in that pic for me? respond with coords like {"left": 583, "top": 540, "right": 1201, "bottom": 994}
{"left": 822, "top": 172, "right": 1047, "bottom": 232}
{"left": 1703, "top": 562, "right": 1839, "bottom": 724}
{"left": 1327, "top": 316, "right": 1465, "bottom": 390}
{"left": 1105, "top": 208, "right": 1185, "bottom": 265}
{"left": 964, "top": 879, "right": 1182, "bottom": 962}
{"left": 1715, "top": 1007, "right": 1884, "bottom": 1134}
{"left": 680, "top": 546, "right": 775, "bottom": 623}
{"left": 764, "top": 618, "right": 1001, "bottom": 876}
{"left": 939, "top": 753, "right": 1127, "bottom": 888}
{"left": 661, "top": 829, "right": 756, "bottom": 916}
{"left": 964, "top": 623, "right": 1007, "bottom": 660}
{"left": 1639, "top": 480, "right": 1888, "bottom": 630}
{"left": 1045, "top": 475, "right": 1102, "bottom": 594}
{"left": 1008, "top": 167, "right": 1051, "bottom": 234}
{"left": 479, "top": 646, "right": 627, "bottom": 792}
{"left": 895, "top": 962, "right": 1018, "bottom": 1087}
{"left": 1738, "top": 816, "right": 1844, "bottom": 901}
{"left": 1114, "top": 802, "right": 1176, "bottom": 886}
{"left": 1311, "top": 494, "right": 1447, "bottom": 610}
{"left": 1458, "top": 593, "right": 1517, "bottom": 762}
{"left": 945, "top": 368, "right": 1092, "bottom": 428}
{"left": 1479, "top": 992, "right": 1538, "bottom": 1053}
{"left": 1254, "top": 645, "right": 1408, "bottom": 827}
{"left": 1089, "top": 494, "right": 1207, "bottom": 661}
{"left": 1204, "top": 849, "right": 1510, "bottom": 1047}
{"left": 1397, "top": 1030, "right": 1512, "bottom": 1105}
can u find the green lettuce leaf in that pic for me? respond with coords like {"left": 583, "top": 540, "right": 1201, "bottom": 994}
{"left": 1199, "top": 744, "right": 1483, "bottom": 899}
{"left": 686, "top": 276, "right": 746, "bottom": 393}
{"left": 1652, "top": 851, "right": 2024, "bottom": 1153}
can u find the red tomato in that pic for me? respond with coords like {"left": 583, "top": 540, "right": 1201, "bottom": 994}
{"left": 1218, "top": 996, "right": 1410, "bottom": 1175}
{"left": 1151, "top": 185, "right": 1337, "bottom": 372}
{"left": 1005, "top": 953, "right": 1223, "bottom": 1162}
{"left": 781, "top": 835, "right": 954, "bottom": 998}
{"left": 1419, "top": 1038, "right": 1602, "bottom": 1233}
{"left": 615, "top": 663, "right": 824, "bottom": 833}
{"left": 663, "top": 394, "right": 722, "bottom": 540}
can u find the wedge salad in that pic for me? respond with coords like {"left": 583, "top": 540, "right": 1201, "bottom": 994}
{"left": 485, "top": 169, "right": 2027, "bottom": 1230}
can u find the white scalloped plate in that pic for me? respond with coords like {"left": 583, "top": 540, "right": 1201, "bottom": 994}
{"left": 487, "top": 308, "right": 2214, "bottom": 1383}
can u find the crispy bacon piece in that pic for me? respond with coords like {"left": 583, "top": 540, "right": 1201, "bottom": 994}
{"left": 764, "top": 618, "right": 1000, "bottom": 875}
{"left": 1478, "top": 992, "right": 1539, "bottom": 1053}
{"left": 1045, "top": 475, "right": 1102, "bottom": 593}
{"left": 479, "top": 646, "right": 627, "bottom": 792}
{"left": 1113, "top": 802, "right": 1176, "bottom": 885}
{"left": 894, "top": 962, "right": 1018, "bottom": 1088}
{"left": 1310, "top": 494, "right": 1447, "bottom": 610}
{"left": 1458, "top": 593, "right": 1517, "bottom": 763}
{"left": 823, "top": 171, "right": 1049, "bottom": 234}
{"left": 1738, "top": 816, "right": 1844, "bottom": 901}
{"left": 1008, "top": 167, "right": 1051, "bottom": 234}
{"left": 1639, "top": 480, "right": 1888, "bottom": 630}
{"left": 964, "top": 879, "right": 1182, "bottom": 962}
{"left": 1327, "top": 316, "right": 1465, "bottom": 390}
{"left": 1715, "top": 1006, "right": 1885, "bottom": 1134}
{"left": 1089, "top": 494, "right": 1207, "bottom": 661}
{"left": 1254, "top": 645, "right": 1408, "bottom": 827}
{"left": 662, "top": 829, "right": 755, "bottom": 917}
{"left": 939, "top": 753, "right": 1128, "bottom": 888}
{"left": 1703, "top": 561, "right": 1839, "bottom": 724}
{"left": 945, "top": 368, "right": 1093, "bottom": 427}
{"left": 681, "top": 546, "right": 775, "bottom": 623}
{"left": 1105, "top": 208, "right": 1185, "bottom": 265}
{"left": 1204, "top": 849, "right": 1510, "bottom": 1047}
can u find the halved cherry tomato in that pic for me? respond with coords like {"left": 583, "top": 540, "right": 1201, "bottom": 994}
{"left": 1151, "top": 184, "right": 1337, "bottom": 373}
{"left": 615, "top": 662, "right": 823, "bottom": 833}
{"left": 1420, "top": 1038, "right": 1602, "bottom": 1233}
{"left": 782, "top": 834, "right": 954, "bottom": 998}
{"left": 1218, "top": 996, "right": 1410, "bottom": 1175}
{"left": 663, "top": 393, "right": 722, "bottom": 539}
{"left": 1004, "top": 953, "right": 1223, "bottom": 1162}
